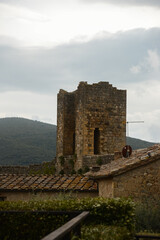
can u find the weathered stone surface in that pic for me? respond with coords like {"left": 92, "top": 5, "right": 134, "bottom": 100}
{"left": 89, "top": 144, "right": 160, "bottom": 204}
{"left": 113, "top": 159, "right": 160, "bottom": 204}
{"left": 0, "top": 160, "right": 56, "bottom": 174}
{"left": 56, "top": 81, "right": 126, "bottom": 172}
{"left": 82, "top": 154, "right": 114, "bottom": 168}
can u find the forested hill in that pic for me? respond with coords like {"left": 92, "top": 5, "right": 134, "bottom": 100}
{"left": 126, "top": 136, "right": 156, "bottom": 150}
{"left": 0, "top": 118, "right": 56, "bottom": 165}
{"left": 0, "top": 117, "right": 156, "bottom": 166}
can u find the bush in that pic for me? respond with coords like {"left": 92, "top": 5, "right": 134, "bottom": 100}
{"left": 135, "top": 200, "right": 160, "bottom": 233}
{"left": 77, "top": 168, "right": 83, "bottom": 174}
{"left": 29, "top": 161, "right": 55, "bottom": 175}
{"left": 59, "top": 169, "right": 64, "bottom": 175}
{"left": 72, "top": 225, "right": 134, "bottom": 240}
{"left": 71, "top": 169, "right": 76, "bottom": 174}
{"left": 69, "top": 159, "right": 74, "bottom": 168}
{"left": 0, "top": 197, "right": 135, "bottom": 240}
{"left": 96, "top": 157, "right": 103, "bottom": 166}
{"left": 83, "top": 165, "right": 90, "bottom": 173}
{"left": 59, "top": 155, "right": 65, "bottom": 166}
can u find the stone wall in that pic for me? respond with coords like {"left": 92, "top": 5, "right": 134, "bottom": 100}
{"left": 82, "top": 154, "right": 114, "bottom": 168}
{"left": 0, "top": 166, "right": 29, "bottom": 174}
{"left": 56, "top": 81, "right": 126, "bottom": 171}
{"left": 56, "top": 90, "right": 76, "bottom": 158}
{"left": 0, "top": 160, "right": 56, "bottom": 174}
{"left": 56, "top": 154, "right": 114, "bottom": 174}
{"left": 113, "top": 159, "right": 160, "bottom": 204}
{"left": 0, "top": 191, "right": 98, "bottom": 201}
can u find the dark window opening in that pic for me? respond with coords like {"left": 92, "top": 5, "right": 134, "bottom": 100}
{"left": 94, "top": 128, "right": 100, "bottom": 154}
{"left": 73, "top": 133, "right": 75, "bottom": 154}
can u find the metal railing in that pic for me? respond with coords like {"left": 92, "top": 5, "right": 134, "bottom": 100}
{"left": 41, "top": 211, "right": 89, "bottom": 240}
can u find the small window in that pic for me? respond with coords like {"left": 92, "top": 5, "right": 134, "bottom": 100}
{"left": 94, "top": 128, "right": 100, "bottom": 154}
{"left": 73, "top": 133, "right": 75, "bottom": 154}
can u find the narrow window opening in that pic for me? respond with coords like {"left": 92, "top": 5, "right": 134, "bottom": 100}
{"left": 73, "top": 133, "right": 75, "bottom": 154}
{"left": 94, "top": 128, "right": 100, "bottom": 154}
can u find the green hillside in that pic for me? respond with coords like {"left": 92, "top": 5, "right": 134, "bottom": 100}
{"left": 0, "top": 117, "right": 156, "bottom": 166}
{"left": 0, "top": 118, "right": 56, "bottom": 165}
{"left": 126, "top": 136, "right": 156, "bottom": 150}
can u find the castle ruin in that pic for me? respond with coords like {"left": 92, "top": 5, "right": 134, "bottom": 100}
{"left": 56, "top": 81, "right": 126, "bottom": 172}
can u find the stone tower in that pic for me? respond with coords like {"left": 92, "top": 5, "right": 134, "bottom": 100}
{"left": 56, "top": 82, "right": 126, "bottom": 172}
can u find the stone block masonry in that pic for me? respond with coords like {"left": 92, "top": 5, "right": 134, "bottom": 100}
{"left": 56, "top": 81, "right": 126, "bottom": 172}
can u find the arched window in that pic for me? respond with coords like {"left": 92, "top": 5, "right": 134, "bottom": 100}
{"left": 94, "top": 128, "right": 100, "bottom": 154}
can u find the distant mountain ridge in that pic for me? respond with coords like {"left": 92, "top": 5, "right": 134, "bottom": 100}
{"left": 0, "top": 117, "right": 156, "bottom": 166}
{"left": 0, "top": 118, "right": 56, "bottom": 165}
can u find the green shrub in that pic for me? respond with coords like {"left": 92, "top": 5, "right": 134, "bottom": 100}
{"left": 29, "top": 162, "right": 55, "bottom": 175}
{"left": 71, "top": 169, "right": 76, "bottom": 175}
{"left": 0, "top": 197, "right": 135, "bottom": 239}
{"left": 83, "top": 166, "right": 90, "bottom": 173}
{"left": 96, "top": 157, "right": 103, "bottom": 166}
{"left": 74, "top": 154, "right": 77, "bottom": 161}
{"left": 59, "top": 169, "right": 64, "bottom": 175}
{"left": 0, "top": 211, "right": 69, "bottom": 240}
{"left": 77, "top": 168, "right": 83, "bottom": 174}
{"left": 72, "top": 225, "right": 134, "bottom": 240}
{"left": 69, "top": 159, "right": 74, "bottom": 168}
{"left": 59, "top": 155, "right": 65, "bottom": 166}
{"left": 135, "top": 200, "right": 160, "bottom": 233}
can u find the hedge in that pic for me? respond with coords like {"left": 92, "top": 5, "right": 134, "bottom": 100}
{"left": 0, "top": 197, "right": 135, "bottom": 240}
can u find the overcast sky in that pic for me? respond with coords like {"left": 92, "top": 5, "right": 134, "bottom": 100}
{"left": 0, "top": 0, "right": 160, "bottom": 142}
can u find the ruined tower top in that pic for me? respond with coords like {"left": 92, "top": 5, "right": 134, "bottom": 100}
{"left": 56, "top": 81, "right": 126, "bottom": 170}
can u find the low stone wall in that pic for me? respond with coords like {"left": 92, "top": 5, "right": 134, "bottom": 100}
{"left": 0, "top": 191, "right": 98, "bottom": 201}
{"left": 82, "top": 154, "right": 114, "bottom": 168}
{"left": 0, "top": 166, "right": 29, "bottom": 174}
{"left": 0, "top": 159, "right": 56, "bottom": 175}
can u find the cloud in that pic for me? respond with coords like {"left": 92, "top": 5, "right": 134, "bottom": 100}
{"left": 82, "top": 0, "right": 160, "bottom": 8}
{"left": 0, "top": 91, "right": 57, "bottom": 124}
{"left": 0, "top": 28, "right": 160, "bottom": 141}
{"left": 0, "top": 3, "right": 49, "bottom": 22}
{"left": 0, "top": 28, "right": 160, "bottom": 95}
{"left": 147, "top": 49, "right": 160, "bottom": 71}
{"left": 130, "top": 65, "right": 141, "bottom": 74}
{"left": 130, "top": 49, "right": 160, "bottom": 75}
{"left": 127, "top": 80, "right": 160, "bottom": 142}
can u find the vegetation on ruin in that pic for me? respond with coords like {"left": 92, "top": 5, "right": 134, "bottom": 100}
{"left": 59, "top": 155, "right": 65, "bottom": 166}
{"left": 29, "top": 160, "right": 56, "bottom": 175}
{"left": 96, "top": 157, "right": 103, "bottom": 166}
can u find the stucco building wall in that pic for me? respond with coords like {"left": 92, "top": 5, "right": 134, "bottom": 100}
{"left": 98, "top": 178, "right": 113, "bottom": 198}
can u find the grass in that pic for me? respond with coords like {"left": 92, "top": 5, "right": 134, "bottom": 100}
{"left": 72, "top": 225, "right": 134, "bottom": 240}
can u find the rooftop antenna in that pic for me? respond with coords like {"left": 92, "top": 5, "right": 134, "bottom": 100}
{"left": 126, "top": 121, "right": 144, "bottom": 137}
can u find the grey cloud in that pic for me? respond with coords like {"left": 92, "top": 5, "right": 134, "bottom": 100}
{"left": 81, "top": 0, "right": 160, "bottom": 8}
{"left": 0, "top": 28, "right": 160, "bottom": 94}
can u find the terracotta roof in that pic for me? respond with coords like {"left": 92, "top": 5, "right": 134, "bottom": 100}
{"left": 87, "top": 144, "right": 160, "bottom": 179}
{"left": 0, "top": 174, "right": 97, "bottom": 192}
